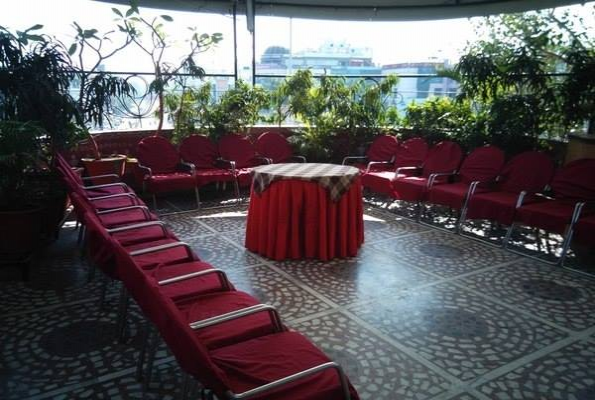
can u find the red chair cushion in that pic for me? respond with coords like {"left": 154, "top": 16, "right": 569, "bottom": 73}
{"left": 137, "top": 136, "right": 181, "bottom": 173}
{"left": 499, "top": 151, "right": 554, "bottom": 194}
{"left": 219, "top": 134, "right": 258, "bottom": 169}
{"left": 196, "top": 168, "right": 235, "bottom": 186}
{"left": 550, "top": 158, "right": 595, "bottom": 201}
{"left": 211, "top": 331, "right": 358, "bottom": 400}
{"left": 427, "top": 182, "right": 473, "bottom": 210}
{"left": 394, "top": 137, "right": 428, "bottom": 167}
{"left": 515, "top": 199, "right": 581, "bottom": 234}
{"left": 466, "top": 191, "right": 523, "bottom": 225}
{"left": 98, "top": 208, "right": 156, "bottom": 228}
{"left": 366, "top": 135, "right": 398, "bottom": 162}
{"left": 180, "top": 135, "right": 219, "bottom": 169}
{"left": 459, "top": 146, "right": 505, "bottom": 184}
{"left": 392, "top": 175, "right": 431, "bottom": 202}
{"left": 422, "top": 141, "right": 463, "bottom": 177}
{"left": 145, "top": 172, "right": 196, "bottom": 193}
{"left": 90, "top": 196, "right": 139, "bottom": 211}
{"left": 255, "top": 132, "right": 293, "bottom": 164}
{"left": 362, "top": 171, "right": 402, "bottom": 196}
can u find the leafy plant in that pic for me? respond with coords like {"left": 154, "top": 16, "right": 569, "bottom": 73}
{"left": 115, "top": 0, "right": 222, "bottom": 135}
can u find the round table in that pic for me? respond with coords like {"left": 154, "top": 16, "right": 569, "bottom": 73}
{"left": 245, "top": 163, "right": 364, "bottom": 261}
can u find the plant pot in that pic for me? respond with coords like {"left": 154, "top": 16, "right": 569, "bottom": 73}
{"left": 81, "top": 155, "right": 127, "bottom": 185}
{"left": 0, "top": 206, "right": 44, "bottom": 279}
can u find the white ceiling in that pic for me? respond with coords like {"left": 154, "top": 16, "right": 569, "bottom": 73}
{"left": 97, "top": 0, "right": 586, "bottom": 20}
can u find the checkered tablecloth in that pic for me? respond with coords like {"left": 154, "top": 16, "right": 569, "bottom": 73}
{"left": 252, "top": 163, "right": 360, "bottom": 201}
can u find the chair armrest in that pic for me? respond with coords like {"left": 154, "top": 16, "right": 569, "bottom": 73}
{"left": 179, "top": 161, "right": 196, "bottom": 176}
{"left": 427, "top": 171, "right": 457, "bottom": 189}
{"left": 158, "top": 268, "right": 232, "bottom": 292}
{"left": 137, "top": 163, "right": 153, "bottom": 179}
{"left": 255, "top": 156, "right": 272, "bottom": 165}
{"left": 366, "top": 160, "right": 392, "bottom": 173}
{"left": 96, "top": 205, "right": 151, "bottom": 219}
{"left": 342, "top": 156, "right": 367, "bottom": 166}
{"left": 89, "top": 192, "right": 139, "bottom": 202}
{"left": 228, "top": 362, "right": 351, "bottom": 400}
{"left": 81, "top": 174, "right": 120, "bottom": 183}
{"left": 129, "top": 241, "right": 196, "bottom": 261}
{"left": 217, "top": 158, "right": 237, "bottom": 175}
{"left": 394, "top": 165, "right": 422, "bottom": 175}
{"left": 291, "top": 155, "right": 307, "bottom": 163}
{"left": 107, "top": 221, "right": 168, "bottom": 236}
{"left": 84, "top": 182, "right": 130, "bottom": 191}
{"left": 189, "top": 303, "right": 284, "bottom": 333}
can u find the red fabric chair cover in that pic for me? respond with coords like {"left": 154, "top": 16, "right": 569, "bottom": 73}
{"left": 366, "top": 135, "right": 399, "bottom": 162}
{"left": 361, "top": 171, "right": 397, "bottom": 196}
{"left": 179, "top": 135, "right": 219, "bottom": 169}
{"left": 394, "top": 137, "right": 428, "bottom": 167}
{"left": 255, "top": 132, "right": 293, "bottom": 163}
{"left": 391, "top": 141, "right": 463, "bottom": 201}
{"left": 211, "top": 331, "right": 360, "bottom": 400}
{"left": 549, "top": 158, "right": 595, "bottom": 201}
{"left": 245, "top": 178, "right": 364, "bottom": 261}
{"left": 144, "top": 172, "right": 197, "bottom": 194}
{"left": 426, "top": 146, "right": 505, "bottom": 209}
{"left": 219, "top": 134, "right": 258, "bottom": 168}
{"left": 574, "top": 215, "right": 595, "bottom": 245}
{"left": 513, "top": 159, "right": 595, "bottom": 233}
{"left": 137, "top": 136, "right": 181, "bottom": 174}
{"left": 465, "top": 151, "right": 555, "bottom": 225}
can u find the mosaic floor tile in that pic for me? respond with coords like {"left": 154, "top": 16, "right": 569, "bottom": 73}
{"left": 225, "top": 264, "right": 332, "bottom": 321}
{"left": 190, "top": 207, "right": 248, "bottom": 233}
{"left": 350, "top": 283, "right": 567, "bottom": 381}
{"left": 461, "top": 259, "right": 595, "bottom": 331}
{"left": 362, "top": 207, "right": 430, "bottom": 243}
{"left": 292, "top": 311, "right": 452, "bottom": 400}
{"left": 160, "top": 213, "right": 216, "bottom": 240}
{"left": 275, "top": 248, "right": 437, "bottom": 306}
{"left": 370, "top": 230, "right": 518, "bottom": 278}
{"left": 477, "top": 340, "right": 595, "bottom": 400}
{"left": 0, "top": 302, "right": 145, "bottom": 399}
{"left": 186, "top": 234, "right": 262, "bottom": 270}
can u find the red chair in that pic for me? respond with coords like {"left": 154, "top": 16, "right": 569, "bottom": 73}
{"left": 135, "top": 136, "right": 199, "bottom": 209}
{"left": 463, "top": 151, "right": 555, "bottom": 227}
{"left": 394, "top": 137, "right": 428, "bottom": 168}
{"left": 218, "top": 134, "right": 270, "bottom": 187}
{"left": 361, "top": 137, "right": 431, "bottom": 196}
{"left": 504, "top": 158, "right": 595, "bottom": 263}
{"left": 342, "top": 134, "right": 398, "bottom": 172}
{"left": 255, "top": 131, "right": 306, "bottom": 164}
{"left": 146, "top": 282, "right": 359, "bottom": 400}
{"left": 426, "top": 145, "right": 505, "bottom": 229}
{"left": 179, "top": 134, "right": 239, "bottom": 196}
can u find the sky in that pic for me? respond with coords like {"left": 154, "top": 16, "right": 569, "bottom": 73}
{"left": 1, "top": 0, "right": 593, "bottom": 75}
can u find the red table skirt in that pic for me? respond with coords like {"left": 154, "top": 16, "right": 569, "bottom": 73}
{"left": 245, "top": 177, "right": 364, "bottom": 261}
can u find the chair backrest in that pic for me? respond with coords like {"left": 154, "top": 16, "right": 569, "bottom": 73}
{"left": 394, "top": 137, "right": 428, "bottom": 167}
{"left": 218, "top": 134, "right": 257, "bottom": 168}
{"left": 179, "top": 135, "right": 219, "bottom": 169}
{"left": 550, "top": 158, "right": 595, "bottom": 200}
{"left": 498, "top": 151, "right": 555, "bottom": 194}
{"left": 366, "top": 135, "right": 399, "bottom": 162}
{"left": 459, "top": 145, "right": 505, "bottom": 184}
{"left": 146, "top": 281, "right": 230, "bottom": 397}
{"left": 55, "top": 153, "right": 84, "bottom": 186}
{"left": 137, "top": 136, "right": 180, "bottom": 173}
{"left": 255, "top": 132, "right": 293, "bottom": 163}
{"left": 422, "top": 140, "right": 463, "bottom": 176}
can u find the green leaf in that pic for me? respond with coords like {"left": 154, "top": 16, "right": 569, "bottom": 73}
{"left": 68, "top": 43, "right": 78, "bottom": 55}
{"left": 26, "top": 24, "right": 43, "bottom": 31}
{"left": 125, "top": 8, "right": 134, "bottom": 17}
{"left": 112, "top": 8, "right": 123, "bottom": 17}
{"left": 161, "top": 15, "right": 173, "bottom": 22}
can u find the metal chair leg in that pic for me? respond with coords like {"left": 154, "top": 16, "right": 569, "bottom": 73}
{"left": 98, "top": 274, "right": 109, "bottom": 309}
{"left": 503, "top": 223, "right": 516, "bottom": 248}
{"left": 194, "top": 187, "right": 201, "bottom": 210}
{"left": 136, "top": 321, "right": 151, "bottom": 381}
{"left": 142, "top": 327, "right": 160, "bottom": 390}
{"left": 234, "top": 178, "right": 241, "bottom": 205}
{"left": 77, "top": 224, "right": 86, "bottom": 245}
{"left": 116, "top": 285, "right": 129, "bottom": 343}
{"left": 152, "top": 194, "right": 158, "bottom": 211}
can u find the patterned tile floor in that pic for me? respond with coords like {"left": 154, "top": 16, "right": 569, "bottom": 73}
{"left": 1, "top": 194, "right": 595, "bottom": 400}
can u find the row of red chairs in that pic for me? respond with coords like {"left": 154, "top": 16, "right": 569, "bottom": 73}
{"left": 352, "top": 135, "right": 595, "bottom": 264}
{"left": 55, "top": 153, "right": 358, "bottom": 400}
{"left": 134, "top": 132, "right": 304, "bottom": 209}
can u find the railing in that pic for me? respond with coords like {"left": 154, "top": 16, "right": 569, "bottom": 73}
{"left": 79, "top": 70, "right": 460, "bottom": 132}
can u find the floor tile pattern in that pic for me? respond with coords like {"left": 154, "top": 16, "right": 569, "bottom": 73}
{"left": 1, "top": 198, "right": 594, "bottom": 400}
